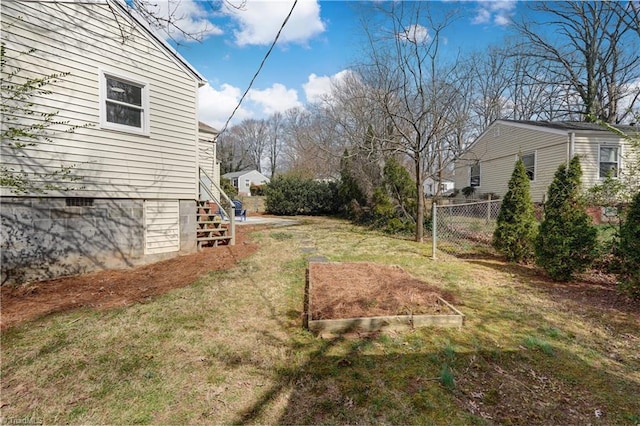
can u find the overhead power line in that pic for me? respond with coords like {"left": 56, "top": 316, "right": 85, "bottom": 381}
{"left": 216, "top": 0, "right": 298, "bottom": 139}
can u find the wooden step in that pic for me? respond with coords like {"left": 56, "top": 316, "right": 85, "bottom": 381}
{"left": 197, "top": 235, "right": 231, "bottom": 242}
{"left": 197, "top": 235, "right": 232, "bottom": 248}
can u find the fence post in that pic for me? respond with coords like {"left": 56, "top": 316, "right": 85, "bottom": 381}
{"left": 486, "top": 193, "right": 492, "bottom": 224}
{"left": 432, "top": 199, "right": 437, "bottom": 260}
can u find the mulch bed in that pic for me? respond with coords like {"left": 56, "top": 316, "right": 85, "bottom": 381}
{"left": 0, "top": 226, "right": 261, "bottom": 330}
{"left": 308, "top": 262, "right": 458, "bottom": 320}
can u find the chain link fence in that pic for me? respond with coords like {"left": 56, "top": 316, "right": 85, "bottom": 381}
{"left": 431, "top": 199, "right": 502, "bottom": 257}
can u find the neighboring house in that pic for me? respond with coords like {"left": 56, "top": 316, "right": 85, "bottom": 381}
{"left": 424, "top": 178, "right": 455, "bottom": 197}
{"left": 454, "top": 120, "right": 638, "bottom": 203}
{"left": 223, "top": 170, "right": 271, "bottom": 196}
{"left": 0, "top": 1, "right": 225, "bottom": 284}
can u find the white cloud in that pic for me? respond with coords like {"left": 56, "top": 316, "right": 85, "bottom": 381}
{"left": 471, "top": 0, "right": 516, "bottom": 27}
{"left": 397, "top": 24, "right": 430, "bottom": 44}
{"left": 198, "top": 83, "right": 252, "bottom": 129}
{"left": 223, "top": 0, "right": 325, "bottom": 46}
{"left": 142, "top": 0, "right": 223, "bottom": 42}
{"left": 303, "top": 70, "right": 353, "bottom": 104}
{"left": 247, "top": 83, "right": 302, "bottom": 114}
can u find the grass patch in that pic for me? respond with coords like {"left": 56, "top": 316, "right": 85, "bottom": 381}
{"left": 523, "top": 335, "right": 556, "bottom": 356}
{"left": 1, "top": 217, "right": 639, "bottom": 424}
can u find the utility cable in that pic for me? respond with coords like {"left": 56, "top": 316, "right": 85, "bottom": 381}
{"left": 216, "top": 0, "right": 298, "bottom": 139}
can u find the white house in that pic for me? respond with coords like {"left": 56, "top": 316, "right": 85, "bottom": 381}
{"left": 454, "top": 120, "right": 638, "bottom": 203}
{"left": 222, "top": 170, "right": 271, "bottom": 196}
{"left": 424, "top": 178, "right": 455, "bottom": 197}
{"left": 0, "top": 1, "right": 228, "bottom": 284}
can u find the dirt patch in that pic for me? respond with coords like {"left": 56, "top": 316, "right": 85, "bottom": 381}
{"left": 0, "top": 226, "right": 261, "bottom": 330}
{"left": 309, "top": 262, "right": 458, "bottom": 320}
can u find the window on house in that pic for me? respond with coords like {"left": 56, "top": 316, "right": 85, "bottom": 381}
{"left": 470, "top": 163, "right": 480, "bottom": 187}
{"left": 100, "top": 72, "right": 148, "bottom": 134}
{"left": 599, "top": 146, "right": 619, "bottom": 178}
{"left": 521, "top": 152, "right": 536, "bottom": 181}
{"left": 245, "top": 179, "right": 251, "bottom": 187}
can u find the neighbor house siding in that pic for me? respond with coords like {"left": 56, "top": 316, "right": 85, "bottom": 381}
{"left": 455, "top": 121, "right": 638, "bottom": 203}
{"left": 0, "top": 1, "right": 200, "bottom": 199}
{"left": 573, "top": 134, "right": 628, "bottom": 189}
{"left": 455, "top": 123, "right": 568, "bottom": 202}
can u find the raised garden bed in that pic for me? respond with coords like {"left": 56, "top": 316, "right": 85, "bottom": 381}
{"left": 304, "top": 261, "right": 464, "bottom": 336}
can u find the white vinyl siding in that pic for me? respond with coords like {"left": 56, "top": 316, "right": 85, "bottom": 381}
{"left": 144, "top": 200, "right": 180, "bottom": 254}
{"left": 572, "top": 135, "right": 628, "bottom": 189}
{"left": 455, "top": 122, "right": 634, "bottom": 203}
{"left": 455, "top": 122, "right": 567, "bottom": 202}
{"left": 198, "top": 133, "right": 220, "bottom": 201}
{"left": 0, "top": 1, "right": 201, "bottom": 199}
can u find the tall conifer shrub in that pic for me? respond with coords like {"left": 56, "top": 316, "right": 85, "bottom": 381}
{"left": 618, "top": 191, "right": 640, "bottom": 299}
{"left": 493, "top": 159, "right": 537, "bottom": 262}
{"left": 535, "top": 156, "right": 598, "bottom": 281}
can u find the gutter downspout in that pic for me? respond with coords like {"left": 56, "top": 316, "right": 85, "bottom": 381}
{"left": 568, "top": 132, "right": 575, "bottom": 162}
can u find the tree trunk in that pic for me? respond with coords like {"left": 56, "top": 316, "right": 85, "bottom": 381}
{"left": 415, "top": 157, "right": 424, "bottom": 243}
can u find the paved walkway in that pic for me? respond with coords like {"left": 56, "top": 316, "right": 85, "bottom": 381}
{"left": 236, "top": 215, "right": 300, "bottom": 226}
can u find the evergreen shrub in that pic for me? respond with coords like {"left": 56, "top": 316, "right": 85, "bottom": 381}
{"left": 618, "top": 191, "right": 640, "bottom": 299}
{"left": 264, "top": 175, "right": 338, "bottom": 216}
{"left": 493, "top": 159, "right": 537, "bottom": 262}
{"left": 535, "top": 156, "right": 598, "bottom": 281}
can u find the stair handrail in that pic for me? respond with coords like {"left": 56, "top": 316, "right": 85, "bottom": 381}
{"left": 199, "top": 167, "right": 235, "bottom": 246}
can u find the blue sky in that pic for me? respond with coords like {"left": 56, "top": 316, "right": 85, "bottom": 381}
{"left": 161, "top": 1, "right": 522, "bottom": 129}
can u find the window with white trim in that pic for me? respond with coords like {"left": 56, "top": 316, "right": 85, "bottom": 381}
{"left": 100, "top": 72, "right": 148, "bottom": 134}
{"left": 520, "top": 152, "right": 536, "bottom": 181}
{"left": 599, "top": 145, "right": 619, "bottom": 178}
{"left": 470, "top": 163, "right": 480, "bottom": 187}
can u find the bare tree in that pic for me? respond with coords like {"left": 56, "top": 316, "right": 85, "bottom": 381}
{"left": 514, "top": 1, "right": 640, "bottom": 123}
{"left": 354, "top": 1, "right": 464, "bottom": 242}
{"left": 120, "top": 0, "right": 245, "bottom": 44}
{"left": 216, "top": 125, "right": 252, "bottom": 174}
{"left": 266, "top": 112, "right": 283, "bottom": 179}
{"left": 280, "top": 106, "right": 342, "bottom": 179}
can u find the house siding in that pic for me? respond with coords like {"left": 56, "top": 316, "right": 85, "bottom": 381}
{"left": 0, "top": 1, "right": 199, "bottom": 199}
{"left": 198, "top": 135, "right": 221, "bottom": 202}
{"left": 573, "top": 134, "right": 629, "bottom": 189}
{"left": 455, "top": 123, "right": 568, "bottom": 202}
{"left": 455, "top": 121, "right": 636, "bottom": 203}
{"left": 0, "top": 1, "right": 204, "bottom": 284}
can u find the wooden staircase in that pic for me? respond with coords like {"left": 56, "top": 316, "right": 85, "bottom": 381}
{"left": 196, "top": 201, "right": 232, "bottom": 248}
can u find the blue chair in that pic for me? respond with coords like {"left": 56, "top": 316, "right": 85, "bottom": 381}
{"left": 233, "top": 200, "right": 247, "bottom": 221}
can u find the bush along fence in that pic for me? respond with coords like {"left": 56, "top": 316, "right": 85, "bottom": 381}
{"left": 431, "top": 198, "right": 502, "bottom": 258}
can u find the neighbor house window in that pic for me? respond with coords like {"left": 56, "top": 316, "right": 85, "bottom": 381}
{"left": 521, "top": 152, "right": 536, "bottom": 181}
{"left": 599, "top": 146, "right": 619, "bottom": 178}
{"left": 470, "top": 163, "right": 480, "bottom": 187}
{"left": 100, "top": 71, "right": 149, "bottom": 134}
